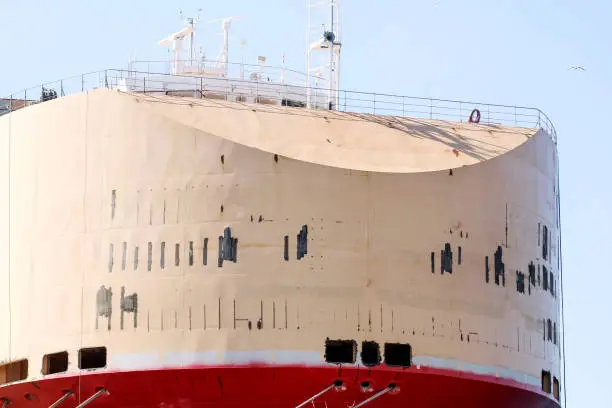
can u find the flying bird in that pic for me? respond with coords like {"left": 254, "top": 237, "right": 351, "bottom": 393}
{"left": 569, "top": 66, "right": 585, "bottom": 71}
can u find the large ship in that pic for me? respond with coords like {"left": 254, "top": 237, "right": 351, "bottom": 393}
{"left": 0, "top": 3, "right": 564, "bottom": 407}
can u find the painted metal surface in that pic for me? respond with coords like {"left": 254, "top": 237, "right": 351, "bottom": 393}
{"left": 0, "top": 89, "right": 561, "bottom": 406}
{"left": 0, "top": 365, "right": 559, "bottom": 408}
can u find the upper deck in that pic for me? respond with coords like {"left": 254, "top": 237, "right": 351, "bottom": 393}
{"left": 0, "top": 68, "right": 557, "bottom": 151}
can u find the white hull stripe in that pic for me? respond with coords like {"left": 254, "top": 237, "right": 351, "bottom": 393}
{"left": 101, "top": 350, "right": 540, "bottom": 388}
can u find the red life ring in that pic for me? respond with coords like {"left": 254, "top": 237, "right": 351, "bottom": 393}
{"left": 469, "top": 109, "right": 481, "bottom": 124}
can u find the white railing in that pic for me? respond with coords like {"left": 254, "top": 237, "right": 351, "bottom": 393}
{"left": 1, "top": 69, "right": 557, "bottom": 143}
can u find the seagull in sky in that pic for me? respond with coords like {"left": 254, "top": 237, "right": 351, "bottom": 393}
{"left": 568, "top": 66, "right": 585, "bottom": 71}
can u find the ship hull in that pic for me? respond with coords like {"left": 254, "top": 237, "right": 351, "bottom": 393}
{"left": 0, "top": 90, "right": 563, "bottom": 407}
{"left": 0, "top": 364, "right": 557, "bottom": 407}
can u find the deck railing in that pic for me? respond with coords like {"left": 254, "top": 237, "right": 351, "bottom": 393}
{"left": 1, "top": 69, "right": 557, "bottom": 142}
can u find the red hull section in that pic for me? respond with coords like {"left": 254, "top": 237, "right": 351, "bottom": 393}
{"left": 0, "top": 365, "right": 558, "bottom": 408}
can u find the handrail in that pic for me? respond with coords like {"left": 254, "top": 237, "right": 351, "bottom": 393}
{"left": 0, "top": 68, "right": 557, "bottom": 143}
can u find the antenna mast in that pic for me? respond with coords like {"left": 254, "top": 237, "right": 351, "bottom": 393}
{"left": 306, "top": 0, "right": 341, "bottom": 109}
{"left": 209, "top": 16, "right": 242, "bottom": 77}
{"left": 159, "top": 10, "right": 200, "bottom": 75}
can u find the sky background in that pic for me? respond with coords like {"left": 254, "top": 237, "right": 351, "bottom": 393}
{"left": 1, "top": 0, "right": 609, "bottom": 405}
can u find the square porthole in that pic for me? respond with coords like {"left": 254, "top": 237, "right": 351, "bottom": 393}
{"left": 79, "top": 347, "right": 107, "bottom": 370}
{"left": 361, "top": 341, "right": 381, "bottom": 367}
{"left": 542, "top": 370, "right": 552, "bottom": 394}
{"left": 324, "top": 339, "right": 357, "bottom": 364}
{"left": 0, "top": 359, "right": 28, "bottom": 384}
{"left": 553, "top": 376, "right": 560, "bottom": 400}
{"left": 42, "top": 351, "right": 68, "bottom": 375}
{"left": 384, "top": 343, "right": 412, "bottom": 368}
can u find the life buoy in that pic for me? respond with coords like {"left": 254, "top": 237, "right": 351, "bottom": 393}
{"left": 469, "top": 109, "right": 481, "bottom": 124}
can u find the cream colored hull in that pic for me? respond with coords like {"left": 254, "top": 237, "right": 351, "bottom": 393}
{"left": 0, "top": 90, "right": 561, "bottom": 405}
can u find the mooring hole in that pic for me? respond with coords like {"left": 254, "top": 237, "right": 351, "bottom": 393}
{"left": 42, "top": 351, "right": 68, "bottom": 375}
{"left": 79, "top": 347, "right": 107, "bottom": 370}
{"left": 325, "top": 339, "right": 357, "bottom": 364}
{"left": 361, "top": 341, "right": 381, "bottom": 367}
{"left": 384, "top": 343, "right": 412, "bottom": 367}
{"left": 541, "top": 370, "right": 552, "bottom": 394}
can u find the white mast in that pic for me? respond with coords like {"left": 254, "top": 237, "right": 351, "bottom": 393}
{"left": 159, "top": 10, "right": 200, "bottom": 75}
{"left": 209, "top": 16, "right": 242, "bottom": 77}
{"left": 306, "top": 0, "right": 342, "bottom": 109}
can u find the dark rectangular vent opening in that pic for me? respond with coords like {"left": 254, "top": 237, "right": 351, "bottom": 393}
{"left": 0, "top": 359, "right": 28, "bottom": 384}
{"left": 325, "top": 339, "right": 357, "bottom": 364}
{"left": 542, "top": 370, "right": 552, "bottom": 394}
{"left": 384, "top": 343, "right": 412, "bottom": 367}
{"left": 361, "top": 341, "right": 381, "bottom": 367}
{"left": 42, "top": 351, "right": 68, "bottom": 375}
{"left": 553, "top": 376, "right": 560, "bottom": 400}
{"left": 79, "top": 347, "right": 107, "bottom": 370}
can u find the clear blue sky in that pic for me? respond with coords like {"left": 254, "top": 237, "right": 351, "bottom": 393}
{"left": 1, "top": 0, "right": 609, "bottom": 405}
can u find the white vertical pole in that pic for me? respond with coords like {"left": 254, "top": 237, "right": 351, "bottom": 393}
{"left": 306, "top": 0, "right": 311, "bottom": 108}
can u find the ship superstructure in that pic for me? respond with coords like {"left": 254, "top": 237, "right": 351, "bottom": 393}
{"left": 0, "top": 4, "right": 563, "bottom": 408}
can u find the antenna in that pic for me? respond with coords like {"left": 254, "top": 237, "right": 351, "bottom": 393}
{"left": 306, "top": 0, "right": 342, "bottom": 109}
{"left": 159, "top": 9, "right": 202, "bottom": 74}
{"left": 208, "top": 16, "right": 243, "bottom": 77}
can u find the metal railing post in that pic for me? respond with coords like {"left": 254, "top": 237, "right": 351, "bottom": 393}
{"left": 105, "top": 70, "right": 109, "bottom": 89}
{"left": 373, "top": 93, "right": 376, "bottom": 114}
{"left": 24, "top": 90, "right": 27, "bottom": 105}
{"left": 9, "top": 95, "right": 12, "bottom": 112}
{"left": 143, "top": 77, "right": 146, "bottom": 94}
{"left": 200, "top": 77, "right": 203, "bottom": 98}
{"left": 402, "top": 96, "right": 405, "bottom": 116}
{"left": 429, "top": 98, "right": 433, "bottom": 119}
{"left": 81, "top": 74, "right": 84, "bottom": 92}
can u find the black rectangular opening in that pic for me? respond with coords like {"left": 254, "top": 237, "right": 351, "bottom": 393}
{"left": 79, "top": 347, "right": 107, "bottom": 370}
{"left": 160, "top": 242, "right": 166, "bottom": 269}
{"left": 108, "top": 243, "right": 114, "bottom": 273}
{"left": 384, "top": 343, "right": 411, "bottom": 367}
{"left": 361, "top": 341, "right": 381, "bottom": 367}
{"left": 0, "top": 359, "right": 28, "bottom": 384}
{"left": 203, "top": 238, "right": 209, "bottom": 265}
{"left": 325, "top": 339, "right": 356, "bottom": 364}
{"left": 542, "top": 370, "right": 552, "bottom": 394}
{"left": 284, "top": 236, "right": 289, "bottom": 261}
{"left": 121, "top": 242, "right": 127, "bottom": 270}
{"left": 42, "top": 351, "right": 68, "bottom": 375}
{"left": 189, "top": 241, "right": 194, "bottom": 266}
{"left": 134, "top": 246, "right": 139, "bottom": 270}
{"left": 553, "top": 376, "right": 560, "bottom": 400}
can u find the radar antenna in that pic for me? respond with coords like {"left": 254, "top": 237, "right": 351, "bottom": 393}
{"left": 159, "top": 9, "right": 201, "bottom": 74}
{"left": 306, "top": 0, "right": 342, "bottom": 109}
